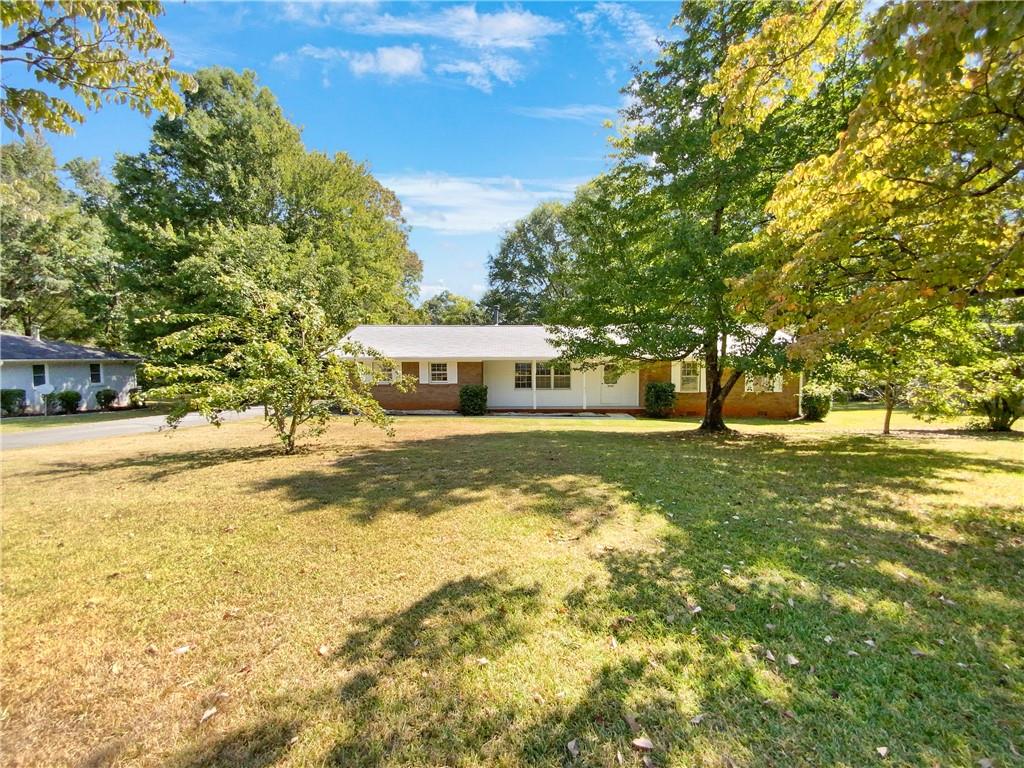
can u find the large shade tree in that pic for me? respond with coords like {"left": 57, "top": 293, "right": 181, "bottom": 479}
{"left": 480, "top": 201, "right": 576, "bottom": 324}
{"left": 0, "top": 0, "right": 194, "bottom": 135}
{"left": 722, "top": 1, "right": 1024, "bottom": 355}
{"left": 549, "top": 1, "right": 864, "bottom": 430}
{"left": 0, "top": 136, "right": 118, "bottom": 341}
{"left": 111, "top": 67, "right": 421, "bottom": 352}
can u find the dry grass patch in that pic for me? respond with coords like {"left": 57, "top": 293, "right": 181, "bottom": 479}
{"left": 2, "top": 412, "right": 1021, "bottom": 767}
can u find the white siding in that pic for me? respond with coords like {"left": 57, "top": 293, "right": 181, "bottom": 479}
{"left": 0, "top": 361, "right": 138, "bottom": 413}
{"left": 483, "top": 361, "right": 638, "bottom": 409}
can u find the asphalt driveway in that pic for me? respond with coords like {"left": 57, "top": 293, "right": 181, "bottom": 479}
{"left": 0, "top": 408, "right": 264, "bottom": 450}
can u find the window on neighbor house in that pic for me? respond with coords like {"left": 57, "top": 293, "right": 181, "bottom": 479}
{"left": 745, "top": 373, "right": 783, "bottom": 393}
{"left": 32, "top": 364, "right": 46, "bottom": 386}
{"left": 678, "top": 361, "right": 701, "bottom": 393}
{"left": 536, "top": 361, "right": 571, "bottom": 389}
{"left": 429, "top": 362, "right": 449, "bottom": 383}
{"left": 514, "top": 362, "right": 532, "bottom": 389}
{"left": 603, "top": 364, "right": 622, "bottom": 385}
{"left": 89, "top": 363, "right": 102, "bottom": 383}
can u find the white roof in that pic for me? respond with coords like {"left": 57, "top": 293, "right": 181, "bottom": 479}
{"left": 343, "top": 325, "right": 559, "bottom": 360}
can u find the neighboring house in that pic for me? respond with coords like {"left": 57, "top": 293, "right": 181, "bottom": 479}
{"left": 0, "top": 329, "right": 141, "bottom": 413}
{"left": 344, "top": 325, "right": 802, "bottom": 419}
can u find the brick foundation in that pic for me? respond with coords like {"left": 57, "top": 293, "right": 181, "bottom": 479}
{"left": 371, "top": 361, "right": 483, "bottom": 411}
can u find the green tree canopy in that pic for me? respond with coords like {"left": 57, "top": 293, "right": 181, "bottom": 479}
{"left": 420, "top": 290, "right": 488, "bottom": 325}
{"left": 0, "top": 136, "right": 118, "bottom": 341}
{"left": 720, "top": 1, "right": 1024, "bottom": 355}
{"left": 111, "top": 67, "right": 421, "bottom": 349}
{"left": 480, "top": 201, "right": 576, "bottom": 324}
{"left": 548, "top": 1, "right": 862, "bottom": 430}
{"left": 0, "top": 0, "right": 194, "bottom": 135}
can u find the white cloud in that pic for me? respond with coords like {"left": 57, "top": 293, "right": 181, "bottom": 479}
{"left": 347, "top": 46, "right": 425, "bottom": 78}
{"left": 419, "top": 282, "right": 448, "bottom": 300}
{"left": 276, "top": 44, "right": 424, "bottom": 82}
{"left": 511, "top": 103, "right": 617, "bottom": 122}
{"left": 577, "top": 2, "right": 663, "bottom": 61}
{"left": 436, "top": 53, "right": 521, "bottom": 93}
{"left": 381, "top": 173, "right": 580, "bottom": 235}
{"left": 351, "top": 5, "right": 564, "bottom": 50}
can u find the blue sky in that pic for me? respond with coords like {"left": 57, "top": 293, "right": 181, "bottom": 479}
{"left": 19, "top": 1, "right": 681, "bottom": 302}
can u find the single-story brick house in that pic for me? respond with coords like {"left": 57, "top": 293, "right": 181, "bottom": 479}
{"left": 0, "top": 329, "right": 141, "bottom": 413}
{"left": 344, "top": 325, "right": 802, "bottom": 419}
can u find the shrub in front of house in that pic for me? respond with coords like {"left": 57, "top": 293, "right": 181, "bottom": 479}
{"left": 644, "top": 381, "right": 676, "bottom": 418}
{"left": 128, "top": 387, "right": 145, "bottom": 408}
{"left": 1, "top": 389, "right": 26, "bottom": 416}
{"left": 56, "top": 390, "right": 83, "bottom": 414}
{"left": 459, "top": 384, "right": 488, "bottom": 416}
{"left": 801, "top": 382, "right": 834, "bottom": 421}
{"left": 95, "top": 388, "right": 119, "bottom": 410}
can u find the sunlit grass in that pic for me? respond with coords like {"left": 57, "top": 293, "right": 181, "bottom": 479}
{"left": 2, "top": 408, "right": 1021, "bottom": 767}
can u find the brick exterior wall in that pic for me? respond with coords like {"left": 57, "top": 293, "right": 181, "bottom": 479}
{"left": 370, "top": 361, "right": 483, "bottom": 411}
{"left": 639, "top": 362, "right": 800, "bottom": 419}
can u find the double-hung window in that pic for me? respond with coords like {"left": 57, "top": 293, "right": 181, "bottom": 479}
{"left": 32, "top": 364, "right": 46, "bottom": 386}
{"left": 536, "top": 361, "right": 571, "bottom": 389}
{"left": 678, "top": 361, "right": 701, "bottom": 393}
{"left": 429, "top": 362, "right": 449, "bottom": 383}
{"left": 89, "top": 363, "right": 102, "bottom": 383}
{"left": 514, "top": 362, "right": 532, "bottom": 389}
{"left": 745, "top": 373, "right": 783, "bottom": 393}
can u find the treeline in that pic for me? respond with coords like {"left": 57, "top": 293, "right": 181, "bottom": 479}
{"left": 1, "top": 67, "right": 423, "bottom": 349}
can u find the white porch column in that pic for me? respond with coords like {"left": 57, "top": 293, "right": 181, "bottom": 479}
{"left": 531, "top": 360, "right": 537, "bottom": 410}
{"left": 581, "top": 367, "right": 587, "bottom": 410}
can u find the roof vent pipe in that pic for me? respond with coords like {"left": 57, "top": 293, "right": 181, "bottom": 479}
{"left": 30, "top": 324, "right": 41, "bottom": 340}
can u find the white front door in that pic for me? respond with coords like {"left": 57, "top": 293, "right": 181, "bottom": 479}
{"left": 600, "top": 365, "right": 638, "bottom": 405}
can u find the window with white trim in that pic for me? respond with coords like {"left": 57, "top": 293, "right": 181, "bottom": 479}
{"left": 514, "top": 362, "right": 532, "bottom": 389}
{"left": 678, "top": 361, "right": 701, "bottom": 393}
{"left": 745, "top": 373, "right": 783, "bottom": 393}
{"left": 536, "top": 361, "right": 570, "bottom": 389}
{"left": 89, "top": 363, "right": 102, "bottom": 383}
{"left": 32, "top": 364, "right": 46, "bottom": 386}
{"left": 429, "top": 362, "right": 449, "bottom": 383}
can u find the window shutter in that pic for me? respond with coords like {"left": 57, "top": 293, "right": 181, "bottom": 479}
{"left": 699, "top": 366, "right": 707, "bottom": 393}
{"left": 670, "top": 361, "right": 680, "bottom": 389}
{"left": 419, "top": 361, "right": 429, "bottom": 384}
{"left": 773, "top": 374, "right": 783, "bottom": 392}
{"left": 448, "top": 361, "right": 458, "bottom": 384}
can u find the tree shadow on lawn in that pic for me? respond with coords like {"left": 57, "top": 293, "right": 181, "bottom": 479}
{"left": 164, "top": 429, "right": 1021, "bottom": 767}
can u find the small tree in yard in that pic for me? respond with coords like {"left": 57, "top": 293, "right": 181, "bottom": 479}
{"left": 147, "top": 283, "right": 405, "bottom": 454}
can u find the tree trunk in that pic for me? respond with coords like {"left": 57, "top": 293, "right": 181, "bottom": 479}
{"left": 699, "top": 339, "right": 728, "bottom": 432}
{"left": 882, "top": 384, "right": 894, "bottom": 435}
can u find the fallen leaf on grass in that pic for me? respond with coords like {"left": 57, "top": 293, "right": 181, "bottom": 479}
{"left": 476, "top": 657, "right": 489, "bottom": 666}
{"left": 643, "top": 756, "right": 655, "bottom": 768}
{"left": 764, "top": 649, "right": 776, "bottom": 662}
{"left": 910, "top": 648, "right": 928, "bottom": 657}
{"left": 172, "top": 645, "right": 191, "bottom": 655}
{"left": 690, "top": 713, "right": 705, "bottom": 725}
{"left": 110, "top": 662, "right": 122, "bottom": 675}
{"left": 978, "top": 759, "right": 993, "bottom": 768}
{"left": 317, "top": 645, "right": 330, "bottom": 658}
{"left": 623, "top": 711, "right": 641, "bottom": 733}
{"left": 631, "top": 737, "right": 654, "bottom": 752}
{"left": 782, "top": 710, "right": 797, "bottom": 720}
{"left": 876, "top": 746, "right": 889, "bottom": 758}
{"left": 785, "top": 654, "right": 800, "bottom": 667}
{"left": 864, "top": 639, "right": 876, "bottom": 648}
{"left": 824, "top": 635, "right": 834, "bottom": 644}
{"left": 566, "top": 739, "right": 580, "bottom": 758}
{"left": 200, "top": 707, "right": 217, "bottom": 724}
{"left": 616, "top": 749, "right": 624, "bottom": 765}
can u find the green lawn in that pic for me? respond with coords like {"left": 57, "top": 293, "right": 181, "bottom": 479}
{"left": 2, "top": 408, "right": 1021, "bottom": 767}
{"left": 0, "top": 405, "right": 165, "bottom": 432}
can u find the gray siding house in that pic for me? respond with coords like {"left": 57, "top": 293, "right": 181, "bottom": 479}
{"left": 0, "top": 330, "right": 141, "bottom": 413}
